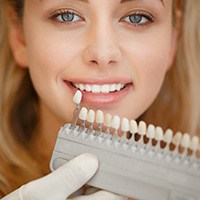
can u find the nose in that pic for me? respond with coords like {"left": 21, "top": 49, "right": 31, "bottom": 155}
{"left": 83, "top": 25, "right": 122, "bottom": 68}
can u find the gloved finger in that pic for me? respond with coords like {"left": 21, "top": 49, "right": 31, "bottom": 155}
{"left": 70, "top": 190, "right": 128, "bottom": 200}
{"left": 84, "top": 186, "right": 100, "bottom": 195}
{"left": 22, "top": 153, "right": 98, "bottom": 200}
{"left": 1, "top": 189, "right": 21, "bottom": 200}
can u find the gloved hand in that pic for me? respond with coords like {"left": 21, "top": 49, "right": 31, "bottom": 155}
{"left": 2, "top": 153, "right": 127, "bottom": 200}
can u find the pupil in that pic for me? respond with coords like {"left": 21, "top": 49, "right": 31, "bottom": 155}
{"left": 61, "top": 12, "right": 74, "bottom": 22}
{"left": 129, "top": 15, "right": 142, "bottom": 23}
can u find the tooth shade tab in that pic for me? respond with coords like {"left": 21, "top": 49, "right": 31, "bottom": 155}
{"left": 72, "top": 83, "right": 126, "bottom": 93}
{"left": 181, "top": 133, "right": 190, "bottom": 149}
{"left": 121, "top": 118, "right": 130, "bottom": 132}
{"left": 172, "top": 131, "right": 182, "bottom": 146}
{"left": 111, "top": 115, "right": 121, "bottom": 130}
{"left": 96, "top": 110, "right": 104, "bottom": 124}
{"left": 87, "top": 109, "right": 95, "bottom": 123}
{"left": 164, "top": 129, "right": 173, "bottom": 143}
{"left": 155, "top": 126, "right": 164, "bottom": 141}
{"left": 73, "top": 90, "right": 82, "bottom": 104}
{"left": 104, "top": 113, "right": 112, "bottom": 127}
{"left": 79, "top": 107, "right": 88, "bottom": 121}
{"left": 190, "top": 136, "right": 199, "bottom": 151}
{"left": 146, "top": 124, "right": 155, "bottom": 139}
{"left": 138, "top": 121, "right": 147, "bottom": 136}
{"left": 129, "top": 120, "right": 138, "bottom": 134}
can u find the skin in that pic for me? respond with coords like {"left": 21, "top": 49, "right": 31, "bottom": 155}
{"left": 9, "top": 0, "right": 177, "bottom": 163}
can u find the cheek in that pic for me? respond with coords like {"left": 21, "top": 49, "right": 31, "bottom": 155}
{"left": 123, "top": 33, "right": 173, "bottom": 118}
{"left": 138, "top": 43, "right": 171, "bottom": 96}
{"left": 139, "top": 50, "right": 169, "bottom": 90}
{"left": 128, "top": 28, "right": 173, "bottom": 88}
{"left": 24, "top": 28, "right": 84, "bottom": 89}
{"left": 23, "top": 31, "right": 77, "bottom": 119}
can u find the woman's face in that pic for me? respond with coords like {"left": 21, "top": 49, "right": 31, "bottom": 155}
{"left": 12, "top": 0, "right": 177, "bottom": 127}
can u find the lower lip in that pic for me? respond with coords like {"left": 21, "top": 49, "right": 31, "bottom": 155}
{"left": 65, "top": 81, "right": 132, "bottom": 107}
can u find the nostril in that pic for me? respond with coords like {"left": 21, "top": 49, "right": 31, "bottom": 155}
{"left": 90, "top": 60, "right": 98, "bottom": 64}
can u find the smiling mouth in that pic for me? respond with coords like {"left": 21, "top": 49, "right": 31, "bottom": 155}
{"left": 71, "top": 83, "right": 128, "bottom": 93}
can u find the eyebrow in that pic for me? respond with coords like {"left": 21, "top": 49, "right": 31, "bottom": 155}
{"left": 77, "top": 0, "right": 165, "bottom": 6}
{"left": 41, "top": 0, "right": 164, "bottom": 6}
{"left": 76, "top": 0, "right": 88, "bottom": 2}
{"left": 121, "top": 0, "right": 164, "bottom": 4}
{"left": 40, "top": 0, "right": 89, "bottom": 2}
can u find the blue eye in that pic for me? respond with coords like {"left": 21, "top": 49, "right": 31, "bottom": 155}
{"left": 52, "top": 10, "right": 82, "bottom": 23}
{"left": 123, "top": 13, "right": 152, "bottom": 25}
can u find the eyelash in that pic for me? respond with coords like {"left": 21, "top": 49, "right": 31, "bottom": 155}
{"left": 49, "top": 9, "right": 154, "bottom": 27}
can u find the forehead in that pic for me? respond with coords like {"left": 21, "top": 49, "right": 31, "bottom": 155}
{"left": 38, "top": 0, "right": 165, "bottom": 5}
{"left": 26, "top": 0, "right": 171, "bottom": 14}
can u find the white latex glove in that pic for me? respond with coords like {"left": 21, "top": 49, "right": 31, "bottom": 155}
{"left": 2, "top": 153, "right": 127, "bottom": 200}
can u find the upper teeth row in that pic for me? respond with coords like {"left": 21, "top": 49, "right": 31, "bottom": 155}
{"left": 72, "top": 83, "right": 126, "bottom": 93}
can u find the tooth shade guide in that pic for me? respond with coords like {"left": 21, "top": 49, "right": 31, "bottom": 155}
{"left": 74, "top": 103, "right": 200, "bottom": 158}
{"left": 73, "top": 91, "right": 200, "bottom": 157}
{"left": 51, "top": 124, "right": 200, "bottom": 199}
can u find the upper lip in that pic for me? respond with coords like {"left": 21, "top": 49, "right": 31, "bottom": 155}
{"left": 64, "top": 77, "right": 132, "bottom": 85}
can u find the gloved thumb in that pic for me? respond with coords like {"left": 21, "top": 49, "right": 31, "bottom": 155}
{"left": 21, "top": 153, "right": 98, "bottom": 200}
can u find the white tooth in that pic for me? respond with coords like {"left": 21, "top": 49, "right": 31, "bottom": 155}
{"left": 73, "top": 83, "right": 79, "bottom": 88}
{"left": 75, "top": 83, "right": 79, "bottom": 88}
{"left": 92, "top": 85, "right": 101, "bottom": 93}
{"left": 104, "top": 113, "right": 112, "bottom": 127}
{"left": 164, "top": 128, "right": 173, "bottom": 143}
{"left": 129, "top": 120, "right": 138, "bottom": 134}
{"left": 181, "top": 133, "right": 190, "bottom": 149}
{"left": 87, "top": 109, "right": 95, "bottom": 123}
{"left": 73, "top": 90, "right": 82, "bottom": 104}
{"left": 147, "top": 124, "right": 155, "bottom": 139}
{"left": 96, "top": 110, "right": 104, "bottom": 124}
{"left": 101, "top": 84, "right": 110, "bottom": 93}
{"left": 79, "top": 107, "right": 88, "bottom": 120}
{"left": 78, "top": 84, "right": 85, "bottom": 91}
{"left": 155, "top": 126, "right": 164, "bottom": 141}
{"left": 121, "top": 118, "right": 129, "bottom": 132}
{"left": 190, "top": 136, "right": 199, "bottom": 152}
{"left": 172, "top": 131, "right": 182, "bottom": 146}
{"left": 138, "top": 121, "right": 146, "bottom": 136}
{"left": 85, "top": 84, "right": 92, "bottom": 92}
{"left": 110, "top": 84, "right": 117, "bottom": 92}
{"left": 116, "top": 84, "right": 121, "bottom": 91}
{"left": 111, "top": 115, "right": 120, "bottom": 130}
{"left": 121, "top": 83, "right": 126, "bottom": 89}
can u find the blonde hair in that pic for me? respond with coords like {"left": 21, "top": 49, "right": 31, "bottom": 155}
{"left": 0, "top": 0, "right": 46, "bottom": 196}
{"left": 0, "top": 0, "right": 199, "bottom": 197}
{"left": 143, "top": 0, "right": 200, "bottom": 136}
